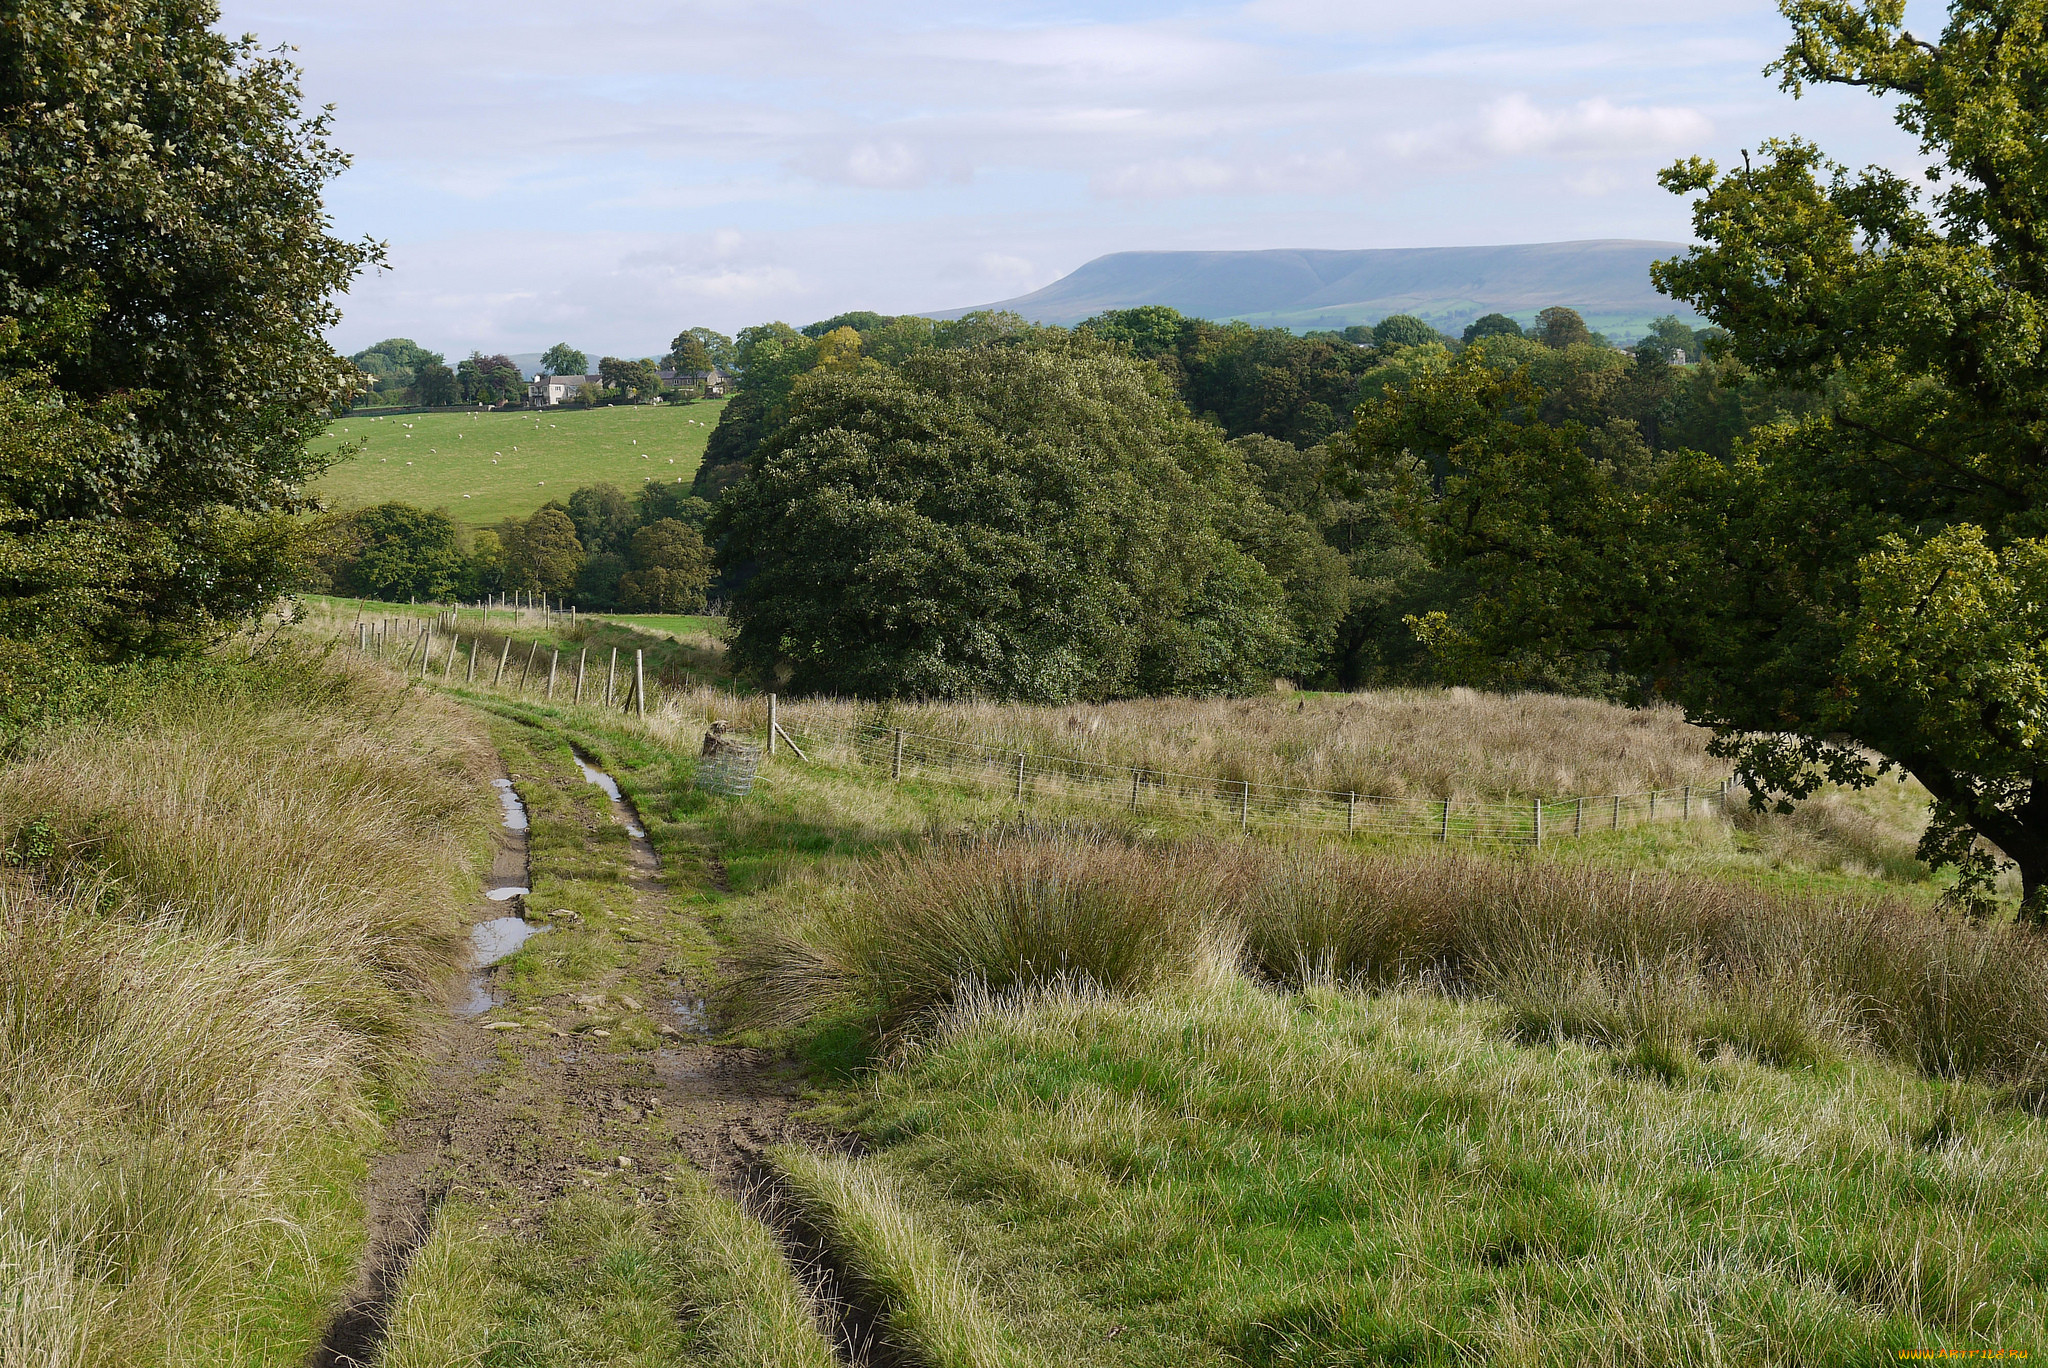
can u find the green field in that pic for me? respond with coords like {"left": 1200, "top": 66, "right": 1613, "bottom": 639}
{"left": 309, "top": 400, "right": 728, "bottom": 527}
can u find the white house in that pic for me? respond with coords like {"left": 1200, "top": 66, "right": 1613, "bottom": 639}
{"left": 528, "top": 372, "right": 600, "bottom": 406}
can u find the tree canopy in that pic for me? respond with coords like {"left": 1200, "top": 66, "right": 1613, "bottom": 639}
{"left": 0, "top": 0, "right": 375, "bottom": 728}
{"left": 1349, "top": 0, "right": 2048, "bottom": 915}
{"left": 540, "top": 343, "right": 587, "bottom": 376}
{"left": 712, "top": 340, "right": 1300, "bottom": 700}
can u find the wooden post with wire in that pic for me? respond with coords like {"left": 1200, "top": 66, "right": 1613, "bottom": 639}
{"left": 635, "top": 650, "right": 645, "bottom": 719}
{"left": 494, "top": 637, "right": 511, "bottom": 686}
{"left": 1440, "top": 799, "right": 1451, "bottom": 842}
{"left": 575, "top": 649, "right": 587, "bottom": 704}
{"left": 1240, "top": 780, "right": 1251, "bottom": 832}
{"left": 1533, "top": 797, "right": 1544, "bottom": 848}
{"left": 768, "top": 694, "right": 778, "bottom": 755}
{"left": 891, "top": 730, "right": 904, "bottom": 782}
{"left": 547, "top": 650, "right": 559, "bottom": 700}
{"left": 1347, "top": 792, "right": 1357, "bottom": 834}
{"left": 1016, "top": 753, "right": 1027, "bottom": 802}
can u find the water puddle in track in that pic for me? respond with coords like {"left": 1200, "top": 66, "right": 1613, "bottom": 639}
{"left": 494, "top": 778, "right": 529, "bottom": 830}
{"left": 573, "top": 753, "right": 646, "bottom": 835}
{"left": 456, "top": 917, "right": 552, "bottom": 1017}
{"left": 485, "top": 885, "right": 529, "bottom": 901}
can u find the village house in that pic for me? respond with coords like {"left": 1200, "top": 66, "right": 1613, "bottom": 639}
{"left": 526, "top": 368, "right": 730, "bottom": 406}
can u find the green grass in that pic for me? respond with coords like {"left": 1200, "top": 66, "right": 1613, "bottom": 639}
{"left": 586, "top": 613, "right": 724, "bottom": 640}
{"left": 310, "top": 400, "right": 727, "bottom": 527}
{"left": 816, "top": 979, "right": 2048, "bottom": 1366}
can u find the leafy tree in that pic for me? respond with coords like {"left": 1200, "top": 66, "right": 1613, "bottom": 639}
{"left": 1373, "top": 315, "right": 1440, "bottom": 349}
{"left": 340, "top": 503, "right": 466, "bottom": 600}
{"left": 636, "top": 483, "right": 713, "bottom": 530}
{"left": 574, "top": 551, "right": 626, "bottom": 609}
{"left": 350, "top": 338, "right": 442, "bottom": 395}
{"left": 597, "top": 355, "right": 661, "bottom": 401}
{"left": 1639, "top": 315, "right": 1699, "bottom": 362}
{"left": 566, "top": 482, "right": 637, "bottom": 556}
{"left": 497, "top": 506, "right": 582, "bottom": 595}
{"left": 1533, "top": 306, "right": 1593, "bottom": 349}
{"left": 458, "top": 352, "right": 523, "bottom": 405}
{"left": 814, "top": 325, "right": 865, "bottom": 372}
{"left": 414, "top": 361, "right": 457, "bottom": 405}
{"left": 540, "top": 343, "right": 587, "bottom": 376}
{"left": 0, "top": 0, "right": 374, "bottom": 724}
{"left": 1349, "top": 0, "right": 2048, "bottom": 913}
{"left": 667, "top": 337, "right": 715, "bottom": 373}
{"left": 712, "top": 340, "right": 1296, "bottom": 700}
{"left": 667, "top": 327, "right": 734, "bottom": 370}
{"left": 617, "top": 519, "right": 713, "bottom": 613}
{"left": 801, "top": 311, "right": 891, "bottom": 339}
{"left": 1462, "top": 313, "right": 1524, "bottom": 344}
{"left": 1078, "top": 305, "right": 1188, "bottom": 360}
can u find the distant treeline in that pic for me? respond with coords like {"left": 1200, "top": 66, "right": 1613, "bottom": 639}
{"left": 302, "top": 482, "right": 715, "bottom": 613}
{"left": 659, "top": 303, "right": 1812, "bottom": 699}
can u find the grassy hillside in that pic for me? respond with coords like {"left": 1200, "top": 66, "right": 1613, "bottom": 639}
{"left": 308, "top": 399, "right": 727, "bottom": 527}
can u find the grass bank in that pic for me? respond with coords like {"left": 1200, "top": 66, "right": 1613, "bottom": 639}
{"left": 0, "top": 648, "right": 493, "bottom": 1365}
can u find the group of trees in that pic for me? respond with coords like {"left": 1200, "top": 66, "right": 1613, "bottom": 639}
{"left": 348, "top": 340, "right": 527, "bottom": 407}
{"left": 305, "top": 482, "right": 715, "bottom": 612}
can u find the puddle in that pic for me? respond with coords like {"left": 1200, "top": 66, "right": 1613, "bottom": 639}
{"left": 484, "top": 886, "right": 529, "bottom": 901}
{"left": 574, "top": 753, "right": 645, "bottom": 837}
{"left": 455, "top": 976, "right": 499, "bottom": 1017}
{"left": 472, "top": 916, "right": 549, "bottom": 966}
{"left": 493, "top": 779, "right": 529, "bottom": 831}
{"left": 667, "top": 983, "right": 714, "bottom": 1037}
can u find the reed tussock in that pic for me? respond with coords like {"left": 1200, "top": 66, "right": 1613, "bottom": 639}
{"left": 0, "top": 648, "right": 492, "bottom": 1364}
{"left": 734, "top": 836, "right": 1237, "bottom": 1037}
{"left": 748, "top": 834, "right": 2048, "bottom": 1088}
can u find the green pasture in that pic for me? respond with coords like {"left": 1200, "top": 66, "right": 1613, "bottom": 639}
{"left": 584, "top": 612, "right": 723, "bottom": 640}
{"left": 309, "top": 399, "right": 727, "bottom": 527}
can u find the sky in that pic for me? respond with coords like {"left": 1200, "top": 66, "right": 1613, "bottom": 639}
{"left": 214, "top": 0, "right": 1940, "bottom": 360}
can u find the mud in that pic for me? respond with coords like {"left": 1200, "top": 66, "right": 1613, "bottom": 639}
{"left": 315, "top": 745, "right": 820, "bottom": 1363}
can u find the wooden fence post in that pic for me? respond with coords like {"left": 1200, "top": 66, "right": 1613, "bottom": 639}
{"left": 547, "top": 649, "right": 559, "bottom": 700}
{"left": 1016, "top": 752, "right": 1027, "bottom": 802}
{"left": 443, "top": 635, "right": 459, "bottom": 678}
{"left": 519, "top": 641, "right": 539, "bottom": 691}
{"left": 635, "top": 650, "right": 645, "bottom": 719}
{"left": 495, "top": 637, "right": 511, "bottom": 686}
{"left": 1129, "top": 767, "right": 1139, "bottom": 811}
{"left": 466, "top": 640, "right": 477, "bottom": 684}
{"left": 1240, "top": 780, "right": 1250, "bottom": 833}
{"left": 1574, "top": 795, "right": 1584, "bottom": 838}
{"left": 891, "top": 730, "right": 904, "bottom": 781}
{"left": 575, "top": 649, "right": 587, "bottom": 704}
{"left": 768, "top": 694, "right": 778, "bottom": 755}
{"left": 1613, "top": 794, "right": 1621, "bottom": 829}
{"left": 1533, "top": 797, "right": 1544, "bottom": 848}
{"left": 1683, "top": 784, "right": 1692, "bottom": 819}
{"left": 1440, "top": 799, "right": 1451, "bottom": 842}
{"left": 606, "top": 648, "right": 617, "bottom": 707}
{"left": 1347, "top": 791, "right": 1357, "bottom": 834}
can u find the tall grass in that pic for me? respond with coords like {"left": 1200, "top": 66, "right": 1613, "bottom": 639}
{"left": 747, "top": 834, "right": 2048, "bottom": 1090}
{"left": 770, "top": 688, "right": 1726, "bottom": 801}
{"left": 0, "top": 648, "right": 491, "bottom": 1364}
{"left": 735, "top": 836, "right": 1235, "bottom": 1037}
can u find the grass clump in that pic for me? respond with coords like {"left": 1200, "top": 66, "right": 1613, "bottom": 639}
{"left": 735, "top": 835, "right": 1234, "bottom": 1037}
{"left": 0, "top": 648, "right": 491, "bottom": 1364}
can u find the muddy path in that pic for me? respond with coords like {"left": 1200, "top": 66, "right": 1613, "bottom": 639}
{"left": 313, "top": 734, "right": 817, "bottom": 1365}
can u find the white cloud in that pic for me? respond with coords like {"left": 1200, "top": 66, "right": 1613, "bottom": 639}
{"left": 1387, "top": 96, "right": 1714, "bottom": 162}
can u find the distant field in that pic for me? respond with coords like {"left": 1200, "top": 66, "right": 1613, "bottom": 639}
{"left": 309, "top": 399, "right": 727, "bottom": 527}
{"left": 586, "top": 613, "right": 724, "bottom": 640}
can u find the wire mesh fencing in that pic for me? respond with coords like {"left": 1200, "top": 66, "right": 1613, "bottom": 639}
{"left": 770, "top": 716, "right": 1734, "bottom": 847}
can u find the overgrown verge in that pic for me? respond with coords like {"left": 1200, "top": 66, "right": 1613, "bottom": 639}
{"left": 739, "top": 835, "right": 2048, "bottom": 1091}
{"left": 0, "top": 646, "right": 492, "bottom": 1365}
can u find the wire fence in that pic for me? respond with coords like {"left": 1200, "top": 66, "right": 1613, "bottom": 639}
{"left": 299, "top": 611, "right": 1733, "bottom": 849}
{"left": 770, "top": 716, "right": 1733, "bottom": 848}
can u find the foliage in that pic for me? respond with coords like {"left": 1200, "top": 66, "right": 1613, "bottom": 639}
{"left": 713, "top": 340, "right": 1299, "bottom": 700}
{"left": 617, "top": 518, "right": 713, "bottom": 613}
{"left": 350, "top": 338, "right": 444, "bottom": 399}
{"left": 1346, "top": 0, "right": 2048, "bottom": 912}
{"left": 1534, "top": 305, "right": 1594, "bottom": 349}
{"left": 597, "top": 355, "right": 661, "bottom": 401}
{"left": 1373, "top": 314, "right": 1441, "bottom": 349}
{"left": 666, "top": 326, "right": 733, "bottom": 371}
{"left": 338, "top": 501, "right": 468, "bottom": 600}
{"left": 540, "top": 342, "right": 587, "bottom": 377}
{"left": 0, "top": 0, "right": 375, "bottom": 731}
{"left": 497, "top": 505, "right": 583, "bottom": 595}
{"left": 1462, "top": 312, "right": 1524, "bottom": 343}
{"left": 456, "top": 351, "right": 523, "bottom": 405}
{"left": 566, "top": 481, "right": 638, "bottom": 556}
{"left": 414, "top": 360, "right": 457, "bottom": 405}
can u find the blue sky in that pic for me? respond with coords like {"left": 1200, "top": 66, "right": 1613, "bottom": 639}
{"left": 216, "top": 0, "right": 1939, "bottom": 358}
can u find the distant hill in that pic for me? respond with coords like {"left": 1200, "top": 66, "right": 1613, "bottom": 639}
{"left": 930, "top": 241, "right": 1698, "bottom": 340}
